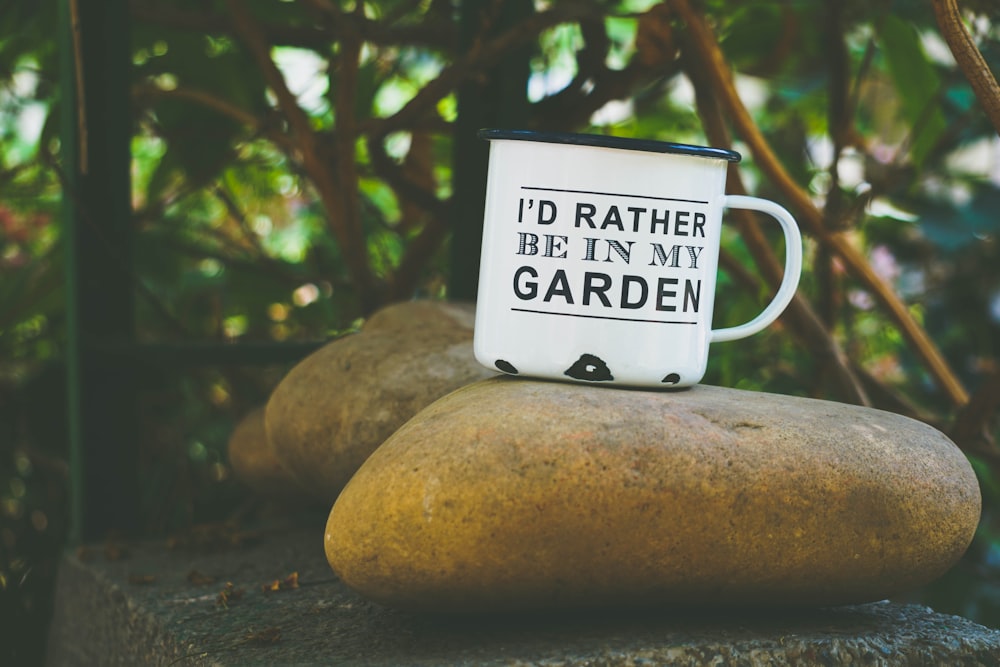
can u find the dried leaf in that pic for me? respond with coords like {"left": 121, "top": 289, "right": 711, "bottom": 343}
{"left": 75, "top": 546, "right": 94, "bottom": 563}
{"left": 128, "top": 574, "right": 156, "bottom": 585}
{"left": 216, "top": 581, "right": 245, "bottom": 608}
{"left": 167, "top": 522, "right": 251, "bottom": 551}
{"left": 104, "top": 542, "right": 128, "bottom": 561}
{"left": 187, "top": 569, "right": 217, "bottom": 586}
{"left": 262, "top": 571, "right": 299, "bottom": 593}
{"left": 243, "top": 627, "right": 282, "bottom": 645}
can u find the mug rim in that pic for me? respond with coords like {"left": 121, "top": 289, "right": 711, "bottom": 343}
{"left": 478, "top": 128, "right": 741, "bottom": 163}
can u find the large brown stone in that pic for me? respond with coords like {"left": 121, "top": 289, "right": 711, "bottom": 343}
{"left": 265, "top": 301, "right": 495, "bottom": 504}
{"left": 326, "top": 377, "right": 981, "bottom": 612}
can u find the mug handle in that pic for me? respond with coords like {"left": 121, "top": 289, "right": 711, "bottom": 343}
{"left": 710, "top": 195, "right": 803, "bottom": 343}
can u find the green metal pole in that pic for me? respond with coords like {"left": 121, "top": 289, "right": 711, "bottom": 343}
{"left": 60, "top": 0, "right": 137, "bottom": 542}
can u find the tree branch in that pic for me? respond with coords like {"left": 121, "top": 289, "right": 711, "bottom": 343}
{"left": 364, "top": 130, "right": 449, "bottom": 299}
{"left": 389, "top": 214, "right": 449, "bottom": 301}
{"left": 132, "top": 83, "right": 294, "bottom": 152}
{"left": 817, "top": 0, "right": 850, "bottom": 343}
{"left": 129, "top": 1, "right": 459, "bottom": 53}
{"left": 212, "top": 183, "right": 276, "bottom": 260}
{"left": 671, "top": 0, "right": 969, "bottom": 408}
{"left": 366, "top": 135, "right": 448, "bottom": 220}
{"left": 717, "top": 247, "right": 763, "bottom": 295}
{"left": 950, "top": 370, "right": 1000, "bottom": 458}
{"left": 531, "top": 4, "right": 683, "bottom": 131}
{"left": 366, "top": 3, "right": 606, "bottom": 137}
{"left": 333, "top": 2, "right": 365, "bottom": 295}
{"left": 224, "top": 0, "right": 378, "bottom": 311}
{"left": 688, "top": 61, "right": 871, "bottom": 407}
{"left": 932, "top": 0, "right": 1000, "bottom": 134}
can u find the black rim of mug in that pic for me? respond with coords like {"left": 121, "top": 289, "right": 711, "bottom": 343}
{"left": 478, "top": 128, "right": 741, "bottom": 163}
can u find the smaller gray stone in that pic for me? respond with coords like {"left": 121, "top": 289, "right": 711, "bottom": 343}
{"left": 227, "top": 406, "right": 312, "bottom": 504}
{"left": 265, "top": 301, "right": 495, "bottom": 504}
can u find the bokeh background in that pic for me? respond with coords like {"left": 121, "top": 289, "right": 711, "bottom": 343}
{"left": 3, "top": 0, "right": 1000, "bottom": 662}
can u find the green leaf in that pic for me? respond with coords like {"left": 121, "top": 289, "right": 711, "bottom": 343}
{"left": 877, "top": 15, "right": 948, "bottom": 166}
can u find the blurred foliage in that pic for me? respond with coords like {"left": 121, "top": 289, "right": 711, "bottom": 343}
{"left": 3, "top": 0, "right": 1000, "bottom": 662}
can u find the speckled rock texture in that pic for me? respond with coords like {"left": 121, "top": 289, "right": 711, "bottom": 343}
{"left": 45, "top": 526, "right": 1000, "bottom": 666}
{"left": 227, "top": 406, "right": 312, "bottom": 504}
{"left": 326, "top": 377, "right": 980, "bottom": 612}
{"left": 265, "top": 301, "right": 495, "bottom": 504}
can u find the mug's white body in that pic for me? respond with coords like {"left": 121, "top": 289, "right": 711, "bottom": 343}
{"left": 474, "top": 131, "right": 801, "bottom": 388}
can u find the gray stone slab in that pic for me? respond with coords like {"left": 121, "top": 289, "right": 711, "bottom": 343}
{"left": 46, "top": 521, "right": 1000, "bottom": 666}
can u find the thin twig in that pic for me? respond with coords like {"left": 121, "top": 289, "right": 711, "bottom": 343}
{"left": 365, "top": 129, "right": 449, "bottom": 298}
{"left": 389, "top": 215, "right": 449, "bottom": 301}
{"left": 365, "top": 135, "right": 447, "bottom": 219}
{"left": 671, "top": 0, "right": 968, "bottom": 407}
{"left": 819, "top": 0, "right": 851, "bottom": 332}
{"left": 132, "top": 83, "right": 294, "bottom": 152}
{"left": 951, "top": 370, "right": 1000, "bottom": 456}
{"left": 224, "top": 0, "right": 378, "bottom": 311}
{"left": 889, "top": 84, "right": 951, "bottom": 167}
{"left": 129, "top": 1, "right": 459, "bottom": 52}
{"left": 717, "top": 247, "right": 763, "bottom": 295}
{"left": 366, "top": 3, "right": 605, "bottom": 137}
{"left": 532, "top": 5, "right": 683, "bottom": 131}
{"left": 333, "top": 2, "right": 365, "bottom": 290}
{"left": 212, "top": 184, "right": 275, "bottom": 259}
{"left": 687, "top": 49, "right": 871, "bottom": 407}
{"left": 153, "top": 234, "right": 314, "bottom": 289}
{"left": 69, "top": 0, "right": 88, "bottom": 174}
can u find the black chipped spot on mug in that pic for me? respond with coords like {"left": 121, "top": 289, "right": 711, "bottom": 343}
{"left": 564, "top": 354, "right": 614, "bottom": 382}
{"left": 662, "top": 373, "right": 681, "bottom": 385}
{"left": 495, "top": 359, "right": 519, "bottom": 375}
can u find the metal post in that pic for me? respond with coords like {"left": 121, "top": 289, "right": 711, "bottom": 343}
{"left": 60, "top": 0, "right": 137, "bottom": 542}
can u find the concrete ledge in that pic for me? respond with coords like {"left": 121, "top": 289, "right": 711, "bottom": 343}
{"left": 47, "top": 522, "right": 1000, "bottom": 666}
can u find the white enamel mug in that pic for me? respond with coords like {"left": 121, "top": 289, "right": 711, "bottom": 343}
{"left": 473, "top": 129, "right": 802, "bottom": 388}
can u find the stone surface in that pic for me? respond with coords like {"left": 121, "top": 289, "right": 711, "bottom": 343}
{"left": 363, "top": 298, "right": 477, "bottom": 334}
{"left": 227, "top": 406, "right": 312, "bottom": 504}
{"left": 46, "top": 525, "right": 1000, "bottom": 666}
{"left": 265, "top": 301, "right": 494, "bottom": 504}
{"left": 326, "top": 377, "right": 980, "bottom": 612}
